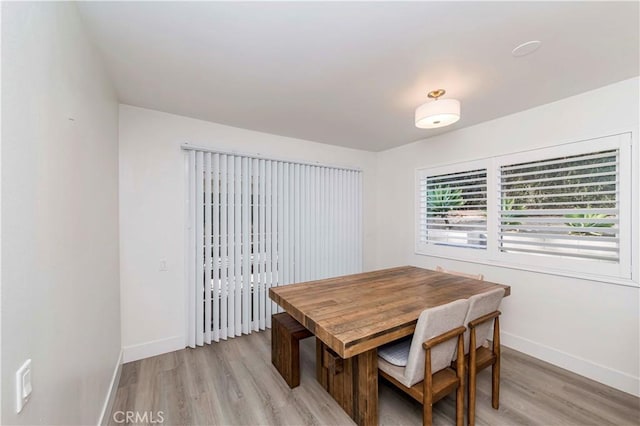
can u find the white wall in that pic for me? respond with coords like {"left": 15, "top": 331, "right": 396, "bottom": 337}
{"left": 118, "top": 105, "right": 377, "bottom": 362}
{"left": 1, "top": 2, "right": 121, "bottom": 424}
{"left": 375, "top": 77, "right": 640, "bottom": 396}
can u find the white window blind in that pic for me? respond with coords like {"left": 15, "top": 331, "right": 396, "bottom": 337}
{"left": 417, "top": 163, "right": 488, "bottom": 251}
{"left": 185, "top": 148, "right": 363, "bottom": 347}
{"left": 415, "top": 132, "right": 633, "bottom": 282}
{"left": 499, "top": 149, "right": 619, "bottom": 262}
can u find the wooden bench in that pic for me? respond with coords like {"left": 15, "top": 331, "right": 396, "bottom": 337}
{"left": 271, "top": 312, "right": 313, "bottom": 388}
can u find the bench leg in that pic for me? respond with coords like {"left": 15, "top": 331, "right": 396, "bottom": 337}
{"left": 272, "top": 317, "right": 302, "bottom": 388}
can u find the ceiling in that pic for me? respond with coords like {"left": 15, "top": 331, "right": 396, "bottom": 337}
{"left": 77, "top": 1, "right": 639, "bottom": 152}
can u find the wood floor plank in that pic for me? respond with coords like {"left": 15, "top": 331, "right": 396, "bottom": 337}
{"left": 109, "top": 331, "right": 639, "bottom": 426}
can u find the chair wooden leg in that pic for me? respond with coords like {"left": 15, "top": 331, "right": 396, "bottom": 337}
{"left": 423, "top": 394, "right": 433, "bottom": 426}
{"left": 423, "top": 348, "right": 433, "bottom": 426}
{"left": 491, "top": 316, "right": 501, "bottom": 409}
{"left": 455, "top": 334, "right": 465, "bottom": 426}
{"left": 468, "top": 329, "right": 478, "bottom": 426}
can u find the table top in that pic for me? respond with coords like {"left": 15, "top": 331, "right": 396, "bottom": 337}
{"left": 269, "top": 265, "right": 510, "bottom": 358}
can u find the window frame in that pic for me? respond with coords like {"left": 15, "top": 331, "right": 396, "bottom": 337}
{"left": 415, "top": 159, "right": 492, "bottom": 261}
{"left": 415, "top": 132, "right": 635, "bottom": 285}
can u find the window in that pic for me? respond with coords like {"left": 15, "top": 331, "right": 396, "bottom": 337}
{"left": 499, "top": 149, "right": 619, "bottom": 262}
{"left": 418, "top": 164, "right": 487, "bottom": 251}
{"left": 416, "top": 133, "right": 633, "bottom": 281}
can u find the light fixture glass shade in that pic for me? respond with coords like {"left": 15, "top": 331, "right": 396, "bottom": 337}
{"left": 415, "top": 98, "right": 460, "bottom": 129}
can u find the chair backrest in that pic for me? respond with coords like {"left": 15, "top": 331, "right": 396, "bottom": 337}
{"left": 403, "top": 299, "right": 469, "bottom": 387}
{"left": 436, "top": 266, "right": 484, "bottom": 281}
{"left": 462, "top": 288, "right": 505, "bottom": 354}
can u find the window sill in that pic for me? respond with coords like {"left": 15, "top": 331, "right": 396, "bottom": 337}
{"left": 414, "top": 250, "right": 638, "bottom": 288}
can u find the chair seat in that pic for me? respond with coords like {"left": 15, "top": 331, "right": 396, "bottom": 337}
{"left": 474, "top": 345, "right": 497, "bottom": 371}
{"left": 379, "top": 362, "right": 460, "bottom": 404}
{"left": 378, "top": 351, "right": 460, "bottom": 393}
{"left": 431, "top": 368, "right": 460, "bottom": 401}
{"left": 378, "top": 336, "right": 411, "bottom": 367}
{"left": 451, "top": 344, "right": 496, "bottom": 369}
{"left": 378, "top": 355, "right": 411, "bottom": 387}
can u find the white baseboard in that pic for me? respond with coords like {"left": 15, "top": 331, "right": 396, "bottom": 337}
{"left": 501, "top": 331, "right": 639, "bottom": 397}
{"left": 122, "top": 336, "right": 185, "bottom": 363}
{"left": 98, "top": 349, "right": 123, "bottom": 426}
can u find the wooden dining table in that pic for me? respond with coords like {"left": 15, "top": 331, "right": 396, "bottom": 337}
{"left": 269, "top": 265, "right": 511, "bottom": 426}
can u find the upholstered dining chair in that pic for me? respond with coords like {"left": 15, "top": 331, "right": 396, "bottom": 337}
{"left": 460, "top": 288, "right": 505, "bottom": 426}
{"left": 377, "top": 299, "right": 470, "bottom": 426}
{"left": 436, "top": 265, "right": 484, "bottom": 281}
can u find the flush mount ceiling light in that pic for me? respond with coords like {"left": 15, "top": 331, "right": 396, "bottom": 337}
{"left": 415, "top": 89, "right": 460, "bottom": 129}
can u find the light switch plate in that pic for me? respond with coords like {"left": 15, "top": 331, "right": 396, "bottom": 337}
{"left": 16, "top": 359, "right": 32, "bottom": 413}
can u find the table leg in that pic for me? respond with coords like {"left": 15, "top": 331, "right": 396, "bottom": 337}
{"left": 316, "top": 339, "right": 378, "bottom": 426}
{"left": 353, "top": 348, "right": 378, "bottom": 426}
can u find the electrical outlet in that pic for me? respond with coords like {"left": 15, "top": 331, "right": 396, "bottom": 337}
{"left": 16, "top": 359, "right": 32, "bottom": 413}
{"left": 159, "top": 259, "right": 168, "bottom": 271}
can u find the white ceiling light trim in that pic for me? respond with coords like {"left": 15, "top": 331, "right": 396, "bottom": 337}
{"left": 415, "top": 89, "right": 461, "bottom": 129}
{"left": 512, "top": 40, "right": 542, "bottom": 57}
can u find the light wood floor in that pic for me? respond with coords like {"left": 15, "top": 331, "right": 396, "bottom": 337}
{"left": 110, "top": 331, "right": 639, "bottom": 425}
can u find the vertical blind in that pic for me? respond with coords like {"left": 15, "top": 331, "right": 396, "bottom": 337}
{"left": 185, "top": 148, "right": 363, "bottom": 347}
